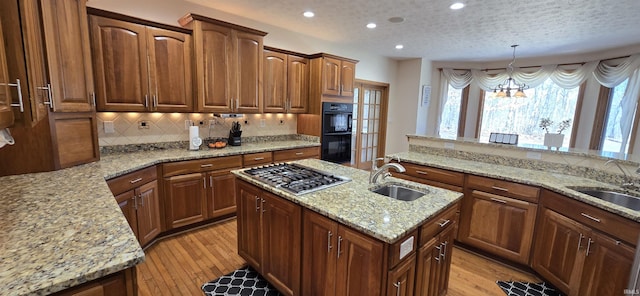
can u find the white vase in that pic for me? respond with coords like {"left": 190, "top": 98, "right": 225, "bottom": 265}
{"left": 544, "top": 133, "right": 564, "bottom": 149}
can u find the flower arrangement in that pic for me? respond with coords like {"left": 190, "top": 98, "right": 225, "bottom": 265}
{"left": 539, "top": 118, "right": 571, "bottom": 134}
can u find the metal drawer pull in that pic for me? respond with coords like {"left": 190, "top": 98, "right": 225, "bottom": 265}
{"left": 201, "top": 164, "right": 213, "bottom": 168}
{"left": 255, "top": 196, "right": 260, "bottom": 212}
{"left": 438, "top": 219, "right": 451, "bottom": 228}
{"left": 491, "top": 186, "right": 509, "bottom": 192}
{"left": 577, "top": 233, "right": 584, "bottom": 250}
{"left": 129, "top": 178, "right": 143, "bottom": 184}
{"left": 133, "top": 195, "right": 138, "bottom": 210}
{"left": 254, "top": 157, "right": 265, "bottom": 161}
{"left": 586, "top": 238, "right": 594, "bottom": 256}
{"left": 435, "top": 245, "right": 442, "bottom": 262}
{"left": 490, "top": 197, "right": 507, "bottom": 204}
{"left": 39, "top": 84, "right": 54, "bottom": 110}
{"left": 580, "top": 213, "right": 601, "bottom": 223}
{"left": 327, "top": 231, "right": 333, "bottom": 253}
{"left": 415, "top": 170, "right": 429, "bottom": 175}
{"left": 261, "top": 198, "right": 266, "bottom": 213}
{"left": 337, "top": 236, "right": 343, "bottom": 258}
{"left": 5, "top": 79, "right": 24, "bottom": 112}
{"left": 295, "top": 152, "right": 304, "bottom": 155}
{"left": 394, "top": 281, "right": 401, "bottom": 296}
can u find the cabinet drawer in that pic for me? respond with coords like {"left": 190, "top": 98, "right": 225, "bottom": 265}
{"left": 388, "top": 230, "right": 418, "bottom": 270}
{"left": 420, "top": 202, "right": 459, "bottom": 247}
{"left": 392, "top": 172, "right": 463, "bottom": 193}
{"left": 541, "top": 190, "right": 640, "bottom": 246}
{"left": 243, "top": 152, "right": 273, "bottom": 167}
{"left": 273, "top": 147, "right": 320, "bottom": 162}
{"left": 401, "top": 163, "right": 464, "bottom": 187}
{"left": 466, "top": 175, "right": 540, "bottom": 203}
{"left": 107, "top": 166, "right": 157, "bottom": 195}
{"left": 162, "top": 155, "right": 242, "bottom": 177}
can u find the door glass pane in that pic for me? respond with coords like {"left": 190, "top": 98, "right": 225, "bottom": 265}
{"left": 375, "top": 90, "right": 381, "bottom": 104}
{"left": 364, "top": 89, "right": 370, "bottom": 104}
{"left": 602, "top": 79, "right": 632, "bottom": 153}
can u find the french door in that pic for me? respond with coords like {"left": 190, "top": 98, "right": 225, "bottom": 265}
{"left": 350, "top": 81, "right": 389, "bottom": 170}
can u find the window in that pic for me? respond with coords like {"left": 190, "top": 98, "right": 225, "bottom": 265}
{"left": 478, "top": 78, "right": 581, "bottom": 147}
{"left": 439, "top": 85, "right": 463, "bottom": 139}
{"left": 601, "top": 79, "right": 634, "bottom": 154}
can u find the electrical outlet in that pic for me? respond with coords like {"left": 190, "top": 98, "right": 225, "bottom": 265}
{"left": 279, "top": 119, "right": 285, "bottom": 125}
{"left": 184, "top": 120, "right": 193, "bottom": 130}
{"left": 260, "top": 119, "right": 266, "bottom": 127}
{"left": 138, "top": 120, "right": 149, "bottom": 129}
{"left": 103, "top": 121, "right": 115, "bottom": 133}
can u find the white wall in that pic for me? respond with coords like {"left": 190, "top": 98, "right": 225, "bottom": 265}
{"left": 385, "top": 59, "right": 423, "bottom": 154}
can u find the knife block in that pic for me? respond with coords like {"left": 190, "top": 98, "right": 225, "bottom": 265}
{"left": 228, "top": 132, "right": 242, "bottom": 146}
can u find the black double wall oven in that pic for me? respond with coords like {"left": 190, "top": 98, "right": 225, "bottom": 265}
{"left": 321, "top": 102, "right": 353, "bottom": 164}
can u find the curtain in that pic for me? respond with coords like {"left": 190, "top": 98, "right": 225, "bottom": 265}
{"left": 619, "top": 68, "right": 640, "bottom": 153}
{"left": 593, "top": 54, "right": 640, "bottom": 87}
{"left": 434, "top": 71, "right": 451, "bottom": 136}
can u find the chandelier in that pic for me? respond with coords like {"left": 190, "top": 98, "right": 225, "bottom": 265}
{"left": 493, "top": 45, "right": 528, "bottom": 98}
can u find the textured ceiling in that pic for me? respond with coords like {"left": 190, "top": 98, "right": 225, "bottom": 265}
{"left": 184, "top": 0, "right": 640, "bottom": 61}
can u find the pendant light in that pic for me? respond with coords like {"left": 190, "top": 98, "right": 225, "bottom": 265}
{"left": 493, "top": 45, "right": 528, "bottom": 98}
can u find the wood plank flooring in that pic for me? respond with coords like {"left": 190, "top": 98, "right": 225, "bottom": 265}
{"left": 136, "top": 218, "right": 540, "bottom": 296}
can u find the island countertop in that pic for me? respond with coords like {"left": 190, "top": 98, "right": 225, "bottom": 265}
{"left": 0, "top": 139, "right": 319, "bottom": 296}
{"left": 232, "top": 158, "right": 464, "bottom": 244}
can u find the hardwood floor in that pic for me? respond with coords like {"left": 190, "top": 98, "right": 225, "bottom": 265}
{"left": 136, "top": 218, "right": 540, "bottom": 295}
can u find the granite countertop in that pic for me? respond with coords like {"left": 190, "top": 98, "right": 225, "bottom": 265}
{"left": 0, "top": 140, "right": 319, "bottom": 296}
{"left": 232, "top": 159, "right": 463, "bottom": 244}
{"left": 388, "top": 151, "right": 640, "bottom": 222}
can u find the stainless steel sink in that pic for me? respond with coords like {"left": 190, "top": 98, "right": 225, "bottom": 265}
{"left": 370, "top": 183, "right": 427, "bottom": 201}
{"left": 576, "top": 189, "right": 640, "bottom": 211}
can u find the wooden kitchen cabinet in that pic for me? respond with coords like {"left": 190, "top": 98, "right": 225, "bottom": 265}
{"left": 164, "top": 173, "right": 208, "bottom": 229}
{"left": 108, "top": 166, "right": 162, "bottom": 247}
{"left": 0, "top": 17, "right": 14, "bottom": 129}
{"left": 391, "top": 162, "right": 464, "bottom": 192}
{"left": 263, "top": 48, "right": 309, "bottom": 113}
{"left": 236, "top": 180, "right": 302, "bottom": 296}
{"left": 386, "top": 253, "right": 416, "bottom": 296}
{"left": 206, "top": 169, "right": 237, "bottom": 218}
{"left": 179, "top": 14, "right": 266, "bottom": 113}
{"left": 54, "top": 268, "right": 136, "bottom": 296}
{"left": 314, "top": 56, "right": 356, "bottom": 98}
{"left": 532, "top": 189, "right": 638, "bottom": 296}
{"left": 302, "top": 209, "right": 384, "bottom": 296}
{"left": 458, "top": 175, "right": 539, "bottom": 265}
{"left": 273, "top": 146, "right": 320, "bottom": 162}
{"left": 89, "top": 10, "right": 193, "bottom": 112}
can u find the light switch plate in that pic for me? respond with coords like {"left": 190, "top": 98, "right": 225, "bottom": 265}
{"left": 260, "top": 119, "right": 266, "bottom": 127}
{"left": 399, "top": 236, "right": 414, "bottom": 260}
{"left": 184, "top": 120, "right": 193, "bottom": 130}
{"left": 103, "top": 121, "right": 115, "bottom": 133}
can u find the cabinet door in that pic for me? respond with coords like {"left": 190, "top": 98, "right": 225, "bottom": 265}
{"left": 114, "top": 189, "right": 138, "bottom": 239}
{"left": 40, "top": 0, "right": 94, "bottom": 112}
{"left": 194, "top": 22, "right": 232, "bottom": 112}
{"left": 89, "top": 16, "right": 149, "bottom": 112}
{"left": 436, "top": 225, "right": 455, "bottom": 296}
{"left": 136, "top": 180, "right": 161, "bottom": 247}
{"left": 322, "top": 57, "right": 341, "bottom": 96}
{"left": 386, "top": 253, "right": 416, "bottom": 296}
{"left": 164, "top": 173, "right": 206, "bottom": 229}
{"left": 0, "top": 17, "right": 14, "bottom": 129}
{"left": 340, "top": 61, "right": 356, "bottom": 97}
{"left": 147, "top": 27, "right": 193, "bottom": 112}
{"left": 234, "top": 31, "right": 263, "bottom": 113}
{"left": 335, "top": 226, "right": 384, "bottom": 296}
{"left": 415, "top": 237, "right": 440, "bottom": 296}
{"left": 532, "top": 208, "right": 588, "bottom": 295}
{"left": 302, "top": 210, "right": 339, "bottom": 296}
{"left": 236, "top": 180, "right": 263, "bottom": 270}
{"left": 579, "top": 231, "right": 634, "bottom": 296}
{"left": 207, "top": 170, "right": 237, "bottom": 218}
{"left": 261, "top": 191, "right": 301, "bottom": 296}
{"left": 459, "top": 190, "right": 537, "bottom": 264}
{"left": 287, "top": 55, "right": 309, "bottom": 113}
{"left": 263, "top": 50, "right": 287, "bottom": 113}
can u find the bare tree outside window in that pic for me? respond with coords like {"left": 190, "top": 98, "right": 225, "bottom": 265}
{"left": 439, "top": 86, "right": 463, "bottom": 139}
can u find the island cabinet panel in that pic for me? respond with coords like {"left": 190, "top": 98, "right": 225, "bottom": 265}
{"left": 532, "top": 189, "right": 637, "bottom": 296}
{"left": 54, "top": 267, "right": 136, "bottom": 296}
{"left": 302, "top": 209, "right": 339, "bottom": 296}
{"left": 236, "top": 180, "right": 301, "bottom": 296}
{"left": 459, "top": 175, "right": 539, "bottom": 265}
{"left": 386, "top": 253, "right": 416, "bottom": 296}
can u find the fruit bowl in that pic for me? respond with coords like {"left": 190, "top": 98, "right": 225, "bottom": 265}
{"left": 206, "top": 138, "right": 228, "bottom": 149}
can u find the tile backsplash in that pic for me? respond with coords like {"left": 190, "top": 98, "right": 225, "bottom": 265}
{"left": 97, "top": 112, "right": 297, "bottom": 146}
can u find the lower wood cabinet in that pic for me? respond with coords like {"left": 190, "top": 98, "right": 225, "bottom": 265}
{"left": 387, "top": 253, "right": 416, "bottom": 296}
{"left": 532, "top": 190, "right": 636, "bottom": 296}
{"left": 53, "top": 267, "right": 136, "bottom": 296}
{"left": 237, "top": 179, "right": 302, "bottom": 296}
{"left": 164, "top": 172, "right": 207, "bottom": 229}
{"left": 273, "top": 146, "right": 320, "bottom": 162}
{"left": 108, "top": 166, "right": 161, "bottom": 247}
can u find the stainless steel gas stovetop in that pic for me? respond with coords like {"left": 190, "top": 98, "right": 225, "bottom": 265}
{"left": 241, "top": 163, "right": 351, "bottom": 195}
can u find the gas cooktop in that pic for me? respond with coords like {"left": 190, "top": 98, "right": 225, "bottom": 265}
{"left": 241, "top": 163, "right": 351, "bottom": 195}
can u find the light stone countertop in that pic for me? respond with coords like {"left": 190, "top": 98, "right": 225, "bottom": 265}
{"left": 0, "top": 140, "right": 319, "bottom": 296}
{"left": 388, "top": 151, "right": 640, "bottom": 222}
{"left": 232, "top": 158, "right": 464, "bottom": 244}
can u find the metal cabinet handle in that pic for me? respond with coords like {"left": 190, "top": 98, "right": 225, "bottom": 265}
{"left": 586, "top": 238, "right": 594, "bottom": 256}
{"left": 254, "top": 157, "right": 265, "bottom": 161}
{"left": 129, "top": 177, "right": 143, "bottom": 184}
{"left": 209, "top": 176, "right": 213, "bottom": 188}
{"left": 491, "top": 186, "right": 509, "bottom": 192}
{"left": 144, "top": 94, "right": 149, "bottom": 108}
{"left": 438, "top": 219, "right": 451, "bottom": 228}
{"left": 490, "top": 197, "right": 507, "bottom": 204}
{"left": 91, "top": 92, "right": 96, "bottom": 107}
{"left": 153, "top": 95, "right": 158, "bottom": 109}
{"left": 337, "top": 236, "right": 343, "bottom": 258}
{"left": 441, "top": 241, "right": 448, "bottom": 259}
{"left": 435, "top": 245, "right": 442, "bottom": 262}
{"left": 261, "top": 198, "right": 266, "bottom": 213}
{"left": 200, "top": 164, "right": 213, "bottom": 168}
{"left": 295, "top": 152, "right": 304, "bottom": 155}
{"left": 236, "top": 98, "right": 239, "bottom": 110}
{"left": 327, "top": 231, "right": 333, "bottom": 253}
{"left": 577, "top": 233, "right": 584, "bottom": 250}
{"left": 415, "top": 170, "right": 429, "bottom": 175}
{"left": 203, "top": 177, "right": 206, "bottom": 189}
{"left": 393, "top": 281, "right": 401, "bottom": 296}
{"left": 580, "top": 213, "right": 601, "bottom": 223}
{"left": 230, "top": 98, "right": 234, "bottom": 110}
{"left": 139, "top": 194, "right": 144, "bottom": 207}
{"left": 39, "top": 84, "right": 54, "bottom": 110}
{"left": 255, "top": 196, "right": 260, "bottom": 212}
{"left": 133, "top": 194, "right": 138, "bottom": 210}
{"left": 5, "top": 79, "right": 24, "bottom": 112}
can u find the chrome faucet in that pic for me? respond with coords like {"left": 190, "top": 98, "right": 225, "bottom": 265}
{"left": 605, "top": 159, "right": 639, "bottom": 189}
{"left": 369, "top": 158, "right": 406, "bottom": 184}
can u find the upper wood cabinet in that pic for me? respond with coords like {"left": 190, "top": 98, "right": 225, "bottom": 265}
{"left": 263, "top": 48, "right": 309, "bottom": 113}
{"left": 89, "top": 10, "right": 193, "bottom": 112}
{"left": 311, "top": 55, "right": 357, "bottom": 99}
{"left": 179, "top": 14, "right": 266, "bottom": 113}
{"left": 0, "top": 17, "right": 14, "bottom": 129}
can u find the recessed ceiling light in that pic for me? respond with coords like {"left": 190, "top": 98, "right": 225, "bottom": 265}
{"left": 450, "top": 2, "right": 465, "bottom": 9}
{"left": 388, "top": 16, "right": 405, "bottom": 23}
{"left": 366, "top": 23, "right": 377, "bottom": 29}
{"left": 395, "top": 44, "right": 404, "bottom": 49}
{"left": 303, "top": 11, "right": 315, "bottom": 18}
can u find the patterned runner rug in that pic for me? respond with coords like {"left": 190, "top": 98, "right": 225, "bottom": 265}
{"left": 202, "top": 266, "right": 282, "bottom": 296}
